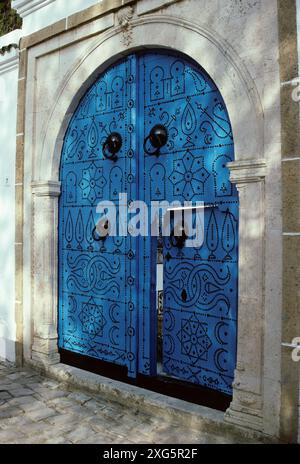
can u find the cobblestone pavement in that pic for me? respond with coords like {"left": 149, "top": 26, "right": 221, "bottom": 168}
{"left": 0, "top": 362, "right": 251, "bottom": 444}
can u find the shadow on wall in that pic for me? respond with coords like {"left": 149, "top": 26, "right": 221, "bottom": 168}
{"left": 0, "top": 326, "right": 16, "bottom": 362}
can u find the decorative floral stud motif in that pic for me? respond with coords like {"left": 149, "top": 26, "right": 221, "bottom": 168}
{"left": 169, "top": 151, "right": 210, "bottom": 200}
{"left": 79, "top": 297, "right": 106, "bottom": 338}
{"left": 177, "top": 316, "right": 212, "bottom": 361}
{"left": 79, "top": 162, "right": 106, "bottom": 204}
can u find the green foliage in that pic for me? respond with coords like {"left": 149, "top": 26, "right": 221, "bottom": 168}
{"left": 0, "top": 1, "right": 22, "bottom": 37}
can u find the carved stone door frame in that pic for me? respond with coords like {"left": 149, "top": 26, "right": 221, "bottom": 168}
{"left": 22, "top": 14, "right": 280, "bottom": 438}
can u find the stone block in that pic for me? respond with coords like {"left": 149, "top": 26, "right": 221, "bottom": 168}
{"left": 10, "top": 387, "right": 34, "bottom": 397}
{"left": 282, "top": 159, "right": 300, "bottom": 232}
{"left": 65, "top": 425, "right": 96, "bottom": 444}
{"left": 26, "top": 406, "right": 57, "bottom": 422}
{"left": 280, "top": 84, "right": 300, "bottom": 158}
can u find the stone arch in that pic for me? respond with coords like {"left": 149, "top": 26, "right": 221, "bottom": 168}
{"left": 35, "top": 15, "right": 263, "bottom": 182}
{"left": 31, "top": 15, "right": 267, "bottom": 433}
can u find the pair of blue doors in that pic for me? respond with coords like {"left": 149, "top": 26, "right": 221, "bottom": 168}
{"left": 58, "top": 50, "right": 238, "bottom": 396}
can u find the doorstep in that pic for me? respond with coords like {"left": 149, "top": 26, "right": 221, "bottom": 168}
{"left": 26, "top": 360, "right": 274, "bottom": 443}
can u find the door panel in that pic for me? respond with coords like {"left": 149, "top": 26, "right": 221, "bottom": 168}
{"left": 140, "top": 52, "right": 238, "bottom": 394}
{"left": 58, "top": 54, "right": 138, "bottom": 376}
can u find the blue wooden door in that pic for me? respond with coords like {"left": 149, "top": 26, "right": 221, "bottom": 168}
{"left": 58, "top": 50, "right": 238, "bottom": 395}
{"left": 58, "top": 55, "right": 139, "bottom": 377}
{"left": 139, "top": 52, "right": 238, "bottom": 395}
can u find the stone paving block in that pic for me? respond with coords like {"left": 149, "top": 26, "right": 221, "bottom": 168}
{"left": 76, "top": 432, "right": 122, "bottom": 444}
{"left": 0, "top": 382, "right": 16, "bottom": 390}
{"left": 110, "top": 436, "right": 137, "bottom": 444}
{"left": 16, "top": 436, "right": 47, "bottom": 444}
{"left": 100, "top": 404, "right": 124, "bottom": 417}
{"left": 32, "top": 386, "right": 67, "bottom": 400}
{"left": 46, "top": 412, "right": 84, "bottom": 427}
{"left": 64, "top": 404, "right": 94, "bottom": 420}
{"left": 6, "top": 372, "right": 28, "bottom": 381}
{"left": 0, "top": 429, "right": 26, "bottom": 444}
{"left": 18, "top": 399, "right": 47, "bottom": 413}
{"left": 47, "top": 397, "right": 78, "bottom": 411}
{"left": 36, "top": 420, "right": 75, "bottom": 437}
{"left": 17, "top": 421, "right": 52, "bottom": 437}
{"left": 24, "top": 381, "right": 45, "bottom": 389}
{"left": 0, "top": 415, "right": 34, "bottom": 430}
{"left": 43, "top": 437, "right": 73, "bottom": 444}
{"left": 65, "top": 425, "right": 97, "bottom": 443}
{"left": 82, "top": 398, "right": 107, "bottom": 414}
{"left": 40, "top": 380, "right": 61, "bottom": 389}
{"left": 26, "top": 406, "right": 57, "bottom": 422}
{"left": 67, "top": 391, "right": 93, "bottom": 405}
{"left": 127, "top": 423, "right": 158, "bottom": 437}
{"left": 0, "top": 391, "right": 13, "bottom": 401}
{"left": 7, "top": 395, "right": 42, "bottom": 407}
{"left": 88, "top": 416, "right": 127, "bottom": 439}
{"left": 87, "top": 416, "right": 118, "bottom": 434}
{"left": 20, "top": 371, "right": 37, "bottom": 379}
{"left": 10, "top": 387, "right": 35, "bottom": 397}
{"left": 0, "top": 406, "right": 23, "bottom": 420}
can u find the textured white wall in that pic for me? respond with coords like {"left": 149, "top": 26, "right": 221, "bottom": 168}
{"left": 0, "top": 36, "right": 20, "bottom": 361}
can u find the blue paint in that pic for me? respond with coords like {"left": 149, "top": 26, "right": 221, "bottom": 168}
{"left": 58, "top": 51, "right": 238, "bottom": 395}
{"left": 58, "top": 54, "right": 139, "bottom": 377}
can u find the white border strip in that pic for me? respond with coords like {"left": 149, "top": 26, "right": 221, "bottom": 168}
{"left": 283, "top": 232, "right": 300, "bottom": 236}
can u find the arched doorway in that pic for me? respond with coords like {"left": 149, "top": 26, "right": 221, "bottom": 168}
{"left": 58, "top": 50, "right": 238, "bottom": 400}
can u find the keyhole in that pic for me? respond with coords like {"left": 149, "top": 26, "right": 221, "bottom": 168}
{"left": 181, "top": 289, "right": 187, "bottom": 302}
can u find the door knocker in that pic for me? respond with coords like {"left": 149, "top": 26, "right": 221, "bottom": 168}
{"left": 144, "top": 124, "right": 168, "bottom": 157}
{"left": 170, "top": 222, "right": 188, "bottom": 249}
{"left": 92, "top": 219, "right": 110, "bottom": 241}
{"left": 102, "top": 132, "right": 122, "bottom": 161}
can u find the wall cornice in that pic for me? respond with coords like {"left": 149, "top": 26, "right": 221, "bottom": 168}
{"left": 228, "top": 159, "right": 267, "bottom": 184}
{"left": 0, "top": 48, "right": 19, "bottom": 75}
{"left": 31, "top": 180, "right": 61, "bottom": 197}
{"left": 0, "top": 29, "right": 21, "bottom": 49}
{"left": 12, "top": 0, "right": 55, "bottom": 18}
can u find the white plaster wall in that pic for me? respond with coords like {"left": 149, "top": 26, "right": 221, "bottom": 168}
{"left": 12, "top": 0, "right": 102, "bottom": 35}
{"left": 0, "top": 42, "right": 19, "bottom": 362}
